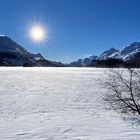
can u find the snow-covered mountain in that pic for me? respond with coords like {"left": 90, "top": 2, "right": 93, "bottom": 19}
{"left": 0, "top": 36, "right": 63, "bottom": 67}
{"left": 110, "top": 42, "right": 140, "bottom": 61}
{"left": 96, "top": 42, "right": 140, "bottom": 61}
{"left": 97, "top": 42, "right": 140, "bottom": 61}
{"left": 69, "top": 55, "right": 98, "bottom": 67}
{"left": 97, "top": 48, "right": 118, "bottom": 60}
{"left": 69, "top": 42, "right": 140, "bottom": 67}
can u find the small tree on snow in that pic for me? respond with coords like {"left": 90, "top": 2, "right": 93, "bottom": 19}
{"left": 103, "top": 68, "right": 140, "bottom": 115}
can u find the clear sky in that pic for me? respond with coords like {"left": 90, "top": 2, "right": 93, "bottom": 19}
{"left": 0, "top": 0, "right": 140, "bottom": 63}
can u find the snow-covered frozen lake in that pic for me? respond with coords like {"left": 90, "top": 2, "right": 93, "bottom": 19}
{"left": 0, "top": 67, "right": 140, "bottom": 140}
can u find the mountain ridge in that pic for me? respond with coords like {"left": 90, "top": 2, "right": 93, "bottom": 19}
{"left": 69, "top": 42, "right": 140, "bottom": 67}
{"left": 0, "top": 36, "right": 63, "bottom": 67}
{"left": 0, "top": 35, "right": 140, "bottom": 67}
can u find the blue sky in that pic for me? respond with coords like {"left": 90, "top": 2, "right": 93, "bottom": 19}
{"left": 0, "top": 0, "right": 140, "bottom": 63}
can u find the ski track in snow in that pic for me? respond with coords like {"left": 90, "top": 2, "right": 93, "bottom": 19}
{"left": 0, "top": 67, "right": 139, "bottom": 140}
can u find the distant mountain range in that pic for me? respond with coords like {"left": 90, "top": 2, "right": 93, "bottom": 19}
{"left": 69, "top": 42, "right": 140, "bottom": 67}
{"left": 0, "top": 35, "right": 140, "bottom": 67}
{"left": 0, "top": 36, "right": 64, "bottom": 67}
{"left": 97, "top": 42, "right": 140, "bottom": 61}
{"left": 69, "top": 55, "right": 98, "bottom": 67}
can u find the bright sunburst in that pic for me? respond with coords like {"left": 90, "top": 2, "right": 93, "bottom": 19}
{"left": 30, "top": 25, "right": 46, "bottom": 42}
{"left": 24, "top": 15, "right": 51, "bottom": 46}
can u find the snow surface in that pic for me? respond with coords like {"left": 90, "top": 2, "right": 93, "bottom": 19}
{"left": 0, "top": 67, "right": 140, "bottom": 140}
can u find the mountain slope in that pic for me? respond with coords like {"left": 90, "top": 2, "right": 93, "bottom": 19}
{"left": 97, "top": 48, "right": 118, "bottom": 60}
{"left": 69, "top": 55, "right": 98, "bottom": 67}
{"left": 89, "top": 42, "right": 140, "bottom": 67}
{"left": 0, "top": 36, "right": 63, "bottom": 67}
{"left": 69, "top": 42, "right": 140, "bottom": 67}
{"left": 111, "top": 42, "right": 140, "bottom": 61}
{"left": 0, "top": 36, "right": 29, "bottom": 54}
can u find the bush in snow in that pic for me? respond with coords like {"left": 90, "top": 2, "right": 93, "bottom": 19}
{"left": 103, "top": 68, "right": 140, "bottom": 115}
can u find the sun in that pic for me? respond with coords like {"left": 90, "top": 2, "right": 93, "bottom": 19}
{"left": 30, "top": 25, "right": 46, "bottom": 42}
